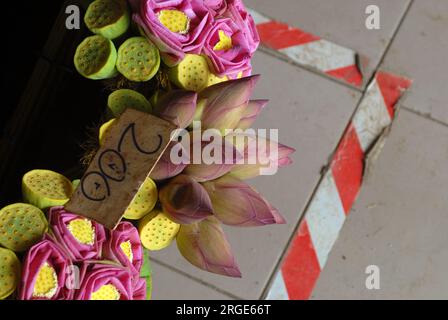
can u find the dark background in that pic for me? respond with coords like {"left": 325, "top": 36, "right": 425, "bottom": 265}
{"left": 0, "top": 1, "right": 107, "bottom": 206}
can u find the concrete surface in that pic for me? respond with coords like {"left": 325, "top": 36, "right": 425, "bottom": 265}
{"left": 151, "top": 261, "right": 234, "bottom": 300}
{"left": 245, "top": 0, "right": 411, "bottom": 87}
{"left": 151, "top": 0, "right": 448, "bottom": 300}
{"left": 381, "top": 0, "right": 448, "bottom": 124}
{"left": 312, "top": 109, "right": 448, "bottom": 299}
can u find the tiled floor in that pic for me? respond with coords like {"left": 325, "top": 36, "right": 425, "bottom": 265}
{"left": 151, "top": 0, "right": 448, "bottom": 300}
{"left": 312, "top": 109, "right": 448, "bottom": 299}
{"left": 245, "top": 0, "right": 411, "bottom": 87}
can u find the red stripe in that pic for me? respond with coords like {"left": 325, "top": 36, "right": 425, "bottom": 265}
{"left": 281, "top": 220, "right": 321, "bottom": 300}
{"left": 256, "top": 21, "right": 320, "bottom": 50}
{"left": 276, "top": 72, "right": 412, "bottom": 301}
{"left": 326, "top": 65, "right": 363, "bottom": 87}
{"left": 331, "top": 124, "right": 364, "bottom": 215}
{"left": 376, "top": 72, "right": 413, "bottom": 118}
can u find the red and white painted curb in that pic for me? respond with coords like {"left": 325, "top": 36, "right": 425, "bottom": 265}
{"left": 266, "top": 71, "right": 412, "bottom": 300}
{"left": 248, "top": 8, "right": 364, "bottom": 87}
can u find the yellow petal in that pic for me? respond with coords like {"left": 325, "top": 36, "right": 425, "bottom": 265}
{"left": 120, "top": 240, "right": 133, "bottom": 262}
{"left": 213, "top": 30, "right": 232, "bottom": 51}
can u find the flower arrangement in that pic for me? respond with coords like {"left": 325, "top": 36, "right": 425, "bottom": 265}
{"left": 0, "top": 0, "right": 295, "bottom": 300}
{"left": 0, "top": 184, "right": 149, "bottom": 300}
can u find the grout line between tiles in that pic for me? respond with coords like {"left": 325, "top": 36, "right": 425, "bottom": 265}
{"left": 258, "top": 68, "right": 405, "bottom": 299}
{"left": 151, "top": 257, "right": 243, "bottom": 300}
{"left": 258, "top": 172, "right": 327, "bottom": 300}
{"left": 365, "top": 0, "right": 415, "bottom": 86}
{"left": 259, "top": 1, "right": 415, "bottom": 298}
{"left": 259, "top": 88, "right": 367, "bottom": 299}
{"left": 402, "top": 106, "right": 448, "bottom": 129}
{"left": 152, "top": 2, "right": 416, "bottom": 299}
{"left": 256, "top": 46, "right": 364, "bottom": 94}
{"left": 260, "top": 72, "right": 412, "bottom": 300}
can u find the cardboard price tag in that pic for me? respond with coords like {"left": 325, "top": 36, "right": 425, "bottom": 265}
{"left": 65, "top": 109, "right": 176, "bottom": 229}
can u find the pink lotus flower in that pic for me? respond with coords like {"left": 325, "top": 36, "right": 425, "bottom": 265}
{"left": 102, "top": 222, "right": 143, "bottom": 276}
{"left": 19, "top": 237, "right": 74, "bottom": 300}
{"left": 48, "top": 207, "right": 106, "bottom": 262}
{"left": 224, "top": 0, "right": 260, "bottom": 55}
{"left": 153, "top": 90, "right": 198, "bottom": 128}
{"left": 202, "top": 175, "right": 286, "bottom": 227}
{"left": 132, "top": 277, "right": 148, "bottom": 300}
{"left": 199, "top": 75, "right": 260, "bottom": 132}
{"left": 76, "top": 262, "right": 141, "bottom": 300}
{"left": 150, "top": 142, "right": 188, "bottom": 180}
{"left": 132, "top": 0, "right": 213, "bottom": 66}
{"left": 203, "top": 17, "right": 253, "bottom": 78}
{"left": 183, "top": 136, "right": 243, "bottom": 182}
{"left": 204, "top": 0, "right": 227, "bottom": 16}
{"left": 236, "top": 100, "right": 268, "bottom": 129}
{"left": 159, "top": 174, "right": 213, "bottom": 224}
{"left": 226, "top": 133, "right": 295, "bottom": 180}
{"left": 176, "top": 217, "right": 241, "bottom": 277}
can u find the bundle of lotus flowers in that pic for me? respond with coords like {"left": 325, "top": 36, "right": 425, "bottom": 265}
{"left": 75, "top": 0, "right": 259, "bottom": 89}
{"left": 98, "top": 70, "right": 295, "bottom": 279}
{"left": 75, "top": 0, "right": 296, "bottom": 282}
{"left": 0, "top": 183, "right": 150, "bottom": 300}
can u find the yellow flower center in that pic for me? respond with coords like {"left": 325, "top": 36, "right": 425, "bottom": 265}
{"left": 67, "top": 219, "right": 95, "bottom": 245}
{"left": 90, "top": 284, "right": 120, "bottom": 300}
{"left": 213, "top": 30, "right": 233, "bottom": 51}
{"left": 33, "top": 262, "right": 58, "bottom": 299}
{"left": 158, "top": 10, "right": 190, "bottom": 34}
{"left": 120, "top": 240, "right": 133, "bottom": 262}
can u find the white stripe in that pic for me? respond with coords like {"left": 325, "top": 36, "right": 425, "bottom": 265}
{"left": 306, "top": 171, "right": 346, "bottom": 269}
{"left": 247, "top": 8, "right": 271, "bottom": 25}
{"left": 280, "top": 39, "right": 356, "bottom": 72}
{"left": 266, "top": 271, "right": 289, "bottom": 300}
{"left": 352, "top": 80, "right": 392, "bottom": 151}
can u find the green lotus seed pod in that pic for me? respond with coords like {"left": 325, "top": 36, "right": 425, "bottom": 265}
{"left": 0, "top": 203, "right": 48, "bottom": 253}
{"left": 22, "top": 170, "right": 74, "bottom": 210}
{"left": 108, "top": 89, "right": 152, "bottom": 117}
{"left": 74, "top": 35, "right": 118, "bottom": 80}
{"left": 116, "top": 37, "right": 160, "bottom": 82}
{"left": 168, "top": 54, "right": 210, "bottom": 92}
{"left": 0, "top": 248, "right": 21, "bottom": 300}
{"left": 84, "top": 0, "right": 130, "bottom": 40}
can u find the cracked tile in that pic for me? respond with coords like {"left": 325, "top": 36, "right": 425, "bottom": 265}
{"left": 381, "top": 0, "right": 448, "bottom": 124}
{"left": 312, "top": 109, "right": 448, "bottom": 299}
